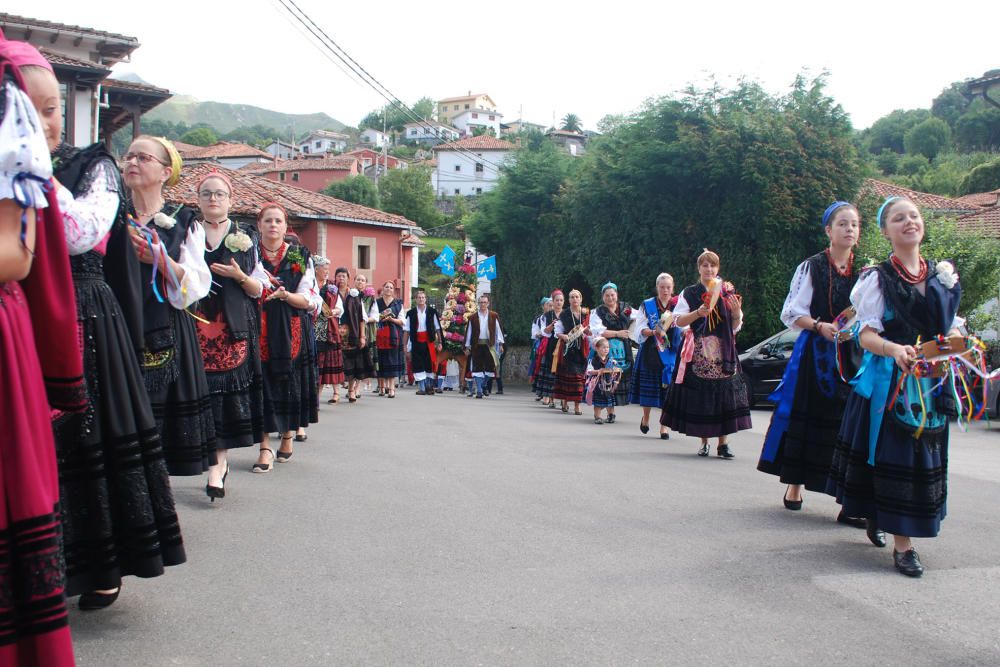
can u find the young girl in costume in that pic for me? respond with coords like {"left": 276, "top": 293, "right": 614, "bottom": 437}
{"left": 827, "top": 197, "right": 962, "bottom": 577}
{"left": 586, "top": 337, "right": 620, "bottom": 424}
{"left": 758, "top": 202, "right": 866, "bottom": 531}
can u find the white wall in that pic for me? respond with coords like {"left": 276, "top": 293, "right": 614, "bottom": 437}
{"left": 73, "top": 86, "right": 94, "bottom": 146}
{"left": 433, "top": 149, "right": 508, "bottom": 197}
{"left": 452, "top": 111, "right": 502, "bottom": 138}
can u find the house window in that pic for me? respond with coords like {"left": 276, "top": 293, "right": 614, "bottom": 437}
{"left": 472, "top": 113, "right": 478, "bottom": 119}
{"left": 454, "top": 165, "right": 461, "bottom": 172}
{"left": 279, "top": 172, "right": 286, "bottom": 181}
{"left": 315, "top": 141, "right": 322, "bottom": 148}
{"left": 476, "top": 188, "right": 483, "bottom": 195}
{"left": 292, "top": 172, "right": 300, "bottom": 181}
{"left": 357, "top": 245, "right": 371, "bottom": 270}
{"left": 464, "top": 104, "right": 470, "bottom": 109}
{"left": 475, "top": 162, "right": 483, "bottom": 173}
{"left": 454, "top": 189, "right": 461, "bottom": 195}
{"left": 454, "top": 105, "right": 459, "bottom": 111}
{"left": 489, "top": 115, "right": 495, "bottom": 121}
{"left": 303, "top": 146, "right": 310, "bottom": 154}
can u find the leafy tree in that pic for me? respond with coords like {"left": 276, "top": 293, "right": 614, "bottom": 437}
{"left": 903, "top": 117, "right": 951, "bottom": 159}
{"left": 560, "top": 113, "right": 582, "bottom": 132}
{"left": 471, "top": 126, "right": 496, "bottom": 137}
{"left": 412, "top": 97, "right": 435, "bottom": 120}
{"left": 378, "top": 166, "right": 441, "bottom": 228}
{"left": 959, "top": 158, "right": 1000, "bottom": 195}
{"left": 931, "top": 82, "right": 972, "bottom": 128}
{"left": 323, "top": 175, "right": 381, "bottom": 208}
{"left": 954, "top": 106, "right": 1000, "bottom": 151}
{"left": 360, "top": 97, "right": 434, "bottom": 134}
{"left": 180, "top": 127, "right": 218, "bottom": 146}
{"left": 897, "top": 154, "right": 931, "bottom": 176}
{"left": 862, "top": 109, "right": 930, "bottom": 154}
{"left": 875, "top": 149, "right": 899, "bottom": 175}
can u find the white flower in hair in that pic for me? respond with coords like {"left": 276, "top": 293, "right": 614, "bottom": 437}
{"left": 224, "top": 230, "right": 253, "bottom": 253}
{"left": 152, "top": 212, "right": 176, "bottom": 229}
{"left": 935, "top": 261, "right": 958, "bottom": 289}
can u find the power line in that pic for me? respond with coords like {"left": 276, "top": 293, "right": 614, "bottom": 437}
{"left": 274, "top": 0, "right": 508, "bottom": 173}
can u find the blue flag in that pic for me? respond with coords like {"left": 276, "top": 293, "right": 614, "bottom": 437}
{"left": 434, "top": 245, "right": 456, "bottom": 276}
{"left": 476, "top": 255, "right": 497, "bottom": 280}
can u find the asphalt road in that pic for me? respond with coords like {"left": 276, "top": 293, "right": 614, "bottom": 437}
{"left": 69, "top": 385, "right": 1000, "bottom": 666}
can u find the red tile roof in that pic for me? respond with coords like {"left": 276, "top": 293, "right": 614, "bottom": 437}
{"left": 38, "top": 46, "right": 109, "bottom": 73}
{"left": 956, "top": 207, "right": 1000, "bottom": 238}
{"left": 432, "top": 135, "right": 516, "bottom": 152}
{"left": 244, "top": 156, "right": 360, "bottom": 174}
{"left": 859, "top": 179, "right": 978, "bottom": 213}
{"left": 165, "top": 163, "right": 416, "bottom": 230}
{"left": 179, "top": 142, "right": 272, "bottom": 160}
{"left": 401, "top": 233, "right": 426, "bottom": 247}
{"left": 953, "top": 189, "right": 1000, "bottom": 208}
{"left": 169, "top": 141, "right": 202, "bottom": 154}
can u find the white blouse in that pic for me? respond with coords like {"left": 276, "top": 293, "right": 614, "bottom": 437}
{"left": 779, "top": 261, "right": 814, "bottom": 330}
{"left": 54, "top": 161, "right": 119, "bottom": 256}
{"left": 850, "top": 270, "right": 964, "bottom": 334}
{"left": 588, "top": 308, "right": 638, "bottom": 340}
{"left": 162, "top": 222, "right": 211, "bottom": 310}
{"left": 674, "top": 291, "right": 742, "bottom": 334}
{"left": 0, "top": 81, "right": 51, "bottom": 208}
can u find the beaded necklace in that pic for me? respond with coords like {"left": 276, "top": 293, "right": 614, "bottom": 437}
{"left": 890, "top": 254, "right": 928, "bottom": 285}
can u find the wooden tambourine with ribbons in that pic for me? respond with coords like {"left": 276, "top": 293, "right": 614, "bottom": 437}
{"left": 912, "top": 335, "right": 978, "bottom": 378}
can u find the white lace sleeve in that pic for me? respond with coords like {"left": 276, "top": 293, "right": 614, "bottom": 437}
{"left": 780, "top": 261, "right": 813, "bottom": 329}
{"left": 56, "top": 162, "right": 120, "bottom": 255}
{"left": 589, "top": 310, "right": 606, "bottom": 338}
{"left": 554, "top": 317, "right": 566, "bottom": 336}
{"left": 0, "top": 81, "right": 51, "bottom": 207}
{"left": 246, "top": 260, "right": 269, "bottom": 299}
{"left": 167, "top": 222, "right": 211, "bottom": 309}
{"left": 296, "top": 259, "right": 322, "bottom": 314}
{"left": 851, "top": 271, "right": 885, "bottom": 333}
{"left": 632, "top": 306, "right": 649, "bottom": 344}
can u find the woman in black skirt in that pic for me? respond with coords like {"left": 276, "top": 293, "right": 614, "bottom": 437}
{"left": 375, "top": 280, "right": 405, "bottom": 397}
{"left": 51, "top": 138, "right": 184, "bottom": 609}
{"left": 661, "top": 249, "right": 751, "bottom": 458}
{"left": 827, "top": 196, "right": 963, "bottom": 577}
{"left": 252, "top": 203, "right": 317, "bottom": 472}
{"left": 340, "top": 270, "right": 375, "bottom": 401}
{"left": 123, "top": 136, "right": 217, "bottom": 476}
{"left": 192, "top": 170, "right": 267, "bottom": 499}
{"left": 552, "top": 289, "right": 590, "bottom": 415}
{"left": 534, "top": 289, "right": 563, "bottom": 406}
{"left": 758, "top": 201, "right": 864, "bottom": 526}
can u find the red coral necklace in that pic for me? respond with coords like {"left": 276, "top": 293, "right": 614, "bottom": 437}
{"left": 890, "top": 254, "right": 927, "bottom": 284}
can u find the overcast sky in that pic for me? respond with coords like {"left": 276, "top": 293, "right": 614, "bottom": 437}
{"left": 7, "top": 0, "right": 996, "bottom": 131}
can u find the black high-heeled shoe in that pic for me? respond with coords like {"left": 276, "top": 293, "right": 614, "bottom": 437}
{"left": 79, "top": 585, "right": 121, "bottom": 611}
{"left": 206, "top": 463, "right": 229, "bottom": 502}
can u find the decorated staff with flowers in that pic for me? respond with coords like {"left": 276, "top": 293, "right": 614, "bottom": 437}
{"left": 439, "top": 259, "right": 478, "bottom": 393}
{"left": 758, "top": 201, "right": 865, "bottom": 527}
{"left": 123, "top": 135, "right": 217, "bottom": 476}
{"left": 827, "top": 196, "right": 963, "bottom": 578}
{"left": 252, "top": 203, "right": 318, "bottom": 473}
{"left": 661, "top": 249, "right": 751, "bottom": 459}
{"left": 192, "top": 170, "right": 269, "bottom": 500}
{"left": 588, "top": 281, "right": 637, "bottom": 412}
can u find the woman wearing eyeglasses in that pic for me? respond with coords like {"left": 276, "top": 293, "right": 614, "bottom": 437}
{"left": 122, "top": 136, "right": 217, "bottom": 477}
{"left": 191, "top": 169, "right": 269, "bottom": 500}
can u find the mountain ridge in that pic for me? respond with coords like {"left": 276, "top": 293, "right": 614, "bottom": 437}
{"left": 144, "top": 93, "right": 346, "bottom": 135}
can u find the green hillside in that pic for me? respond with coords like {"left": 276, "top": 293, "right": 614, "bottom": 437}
{"left": 146, "top": 95, "right": 345, "bottom": 135}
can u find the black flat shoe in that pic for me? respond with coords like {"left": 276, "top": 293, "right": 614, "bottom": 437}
{"left": 783, "top": 488, "right": 803, "bottom": 511}
{"left": 294, "top": 434, "right": 307, "bottom": 442}
{"left": 639, "top": 421, "right": 650, "bottom": 434}
{"left": 866, "top": 519, "right": 887, "bottom": 548}
{"left": 78, "top": 587, "right": 121, "bottom": 611}
{"left": 660, "top": 432, "right": 670, "bottom": 440}
{"left": 893, "top": 548, "right": 924, "bottom": 577}
{"left": 697, "top": 443, "right": 710, "bottom": 457}
{"left": 836, "top": 511, "right": 866, "bottom": 529}
{"left": 717, "top": 444, "right": 735, "bottom": 459}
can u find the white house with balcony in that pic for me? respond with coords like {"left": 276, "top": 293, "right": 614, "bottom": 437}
{"left": 298, "top": 129, "right": 349, "bottom": 155}
{"left": 360, "top": 128, "right": 391, "bottom": 149}
{"left": 265, "top": 140, "right": 299, "bottom": 160}
{"left": 451, "top": 109, "right": 503, "bottom": 138}
{"left": 431, "top": 135, "right": 516, "bottom": 197}
{"left": 403, "top": 121, "right": 461, "bottom": 146}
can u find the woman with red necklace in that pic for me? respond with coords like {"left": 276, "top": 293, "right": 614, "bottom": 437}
{"left": 758, "top": 202, "right": 866, "bottom": 529}
{"left": 252, "top": 204, "right": 317, "bottom": 473}
{"left": 827, "top": 196, "right": 962, "bottom": 578}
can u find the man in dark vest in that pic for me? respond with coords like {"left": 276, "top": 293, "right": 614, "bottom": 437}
{"left": 401, "top": 289, "right": 443, "bottom": 396}
{"left": 464, "top": 293, "right": 505, "bottom": 398}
